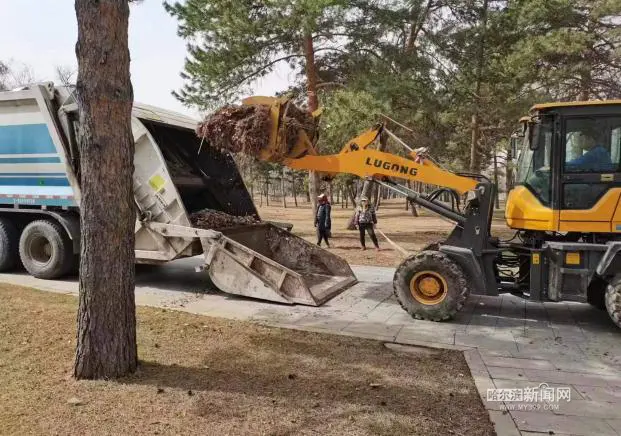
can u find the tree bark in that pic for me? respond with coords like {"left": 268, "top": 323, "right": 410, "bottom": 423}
{"left": 303, "top": 33, "right": 320, "bottom": 219}
{"left": 469, "top": 0, "right": 489, "bottom": 174}
{"left": 579, "top": 67, "right": 591, "bottom": 100}
{"left": 506, "top": 144, "right": 514, "bottom": 192}
{"left": 347, "top": 183, "right": 356, "bottom": 208}
{"left": 281, "top": 167, "right": 287, "bottom": 208}
{"left": 405, "top": 0, "right": 433, "bottom": 54}
{"left": 328, "top": 180, "right": 334, "bottom": 204}
{"left": 74, "top": 0, "right": 137, "bottom": 380}
{"left": 493, "top": 148, "right": 500, "bottom": 209}
{"left": 291, "top": 172, "right": 298, "bottom": 207}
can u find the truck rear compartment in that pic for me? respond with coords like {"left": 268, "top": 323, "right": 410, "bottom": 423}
{"left": 141, "top": 120, "right": 258, "bottom": 217}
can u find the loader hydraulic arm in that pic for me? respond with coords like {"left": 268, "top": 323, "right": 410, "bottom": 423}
{"left": 283, "top": 125, "right": 478, "bottom": 196}
{"left": 237, "top": 96, "right": 477, "bottom": 196}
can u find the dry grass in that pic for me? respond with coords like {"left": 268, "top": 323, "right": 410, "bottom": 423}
{"left": 258, "top": 198, "right": 514, "bottom": 267}
{"left": 0, "top": 284, "right": 494, "bottom": 436}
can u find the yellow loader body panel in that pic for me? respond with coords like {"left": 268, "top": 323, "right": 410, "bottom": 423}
{"left": 506, "top": 186, "right": 621, "bottom": 233}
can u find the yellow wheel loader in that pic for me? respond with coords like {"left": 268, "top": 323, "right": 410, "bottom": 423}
{"left": 246, "top": 96, "right": 621, "bottom": 328}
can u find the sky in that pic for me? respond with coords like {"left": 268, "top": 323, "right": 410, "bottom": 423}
{"left": 0, "top": 0, "right": 294, "bottom": 118}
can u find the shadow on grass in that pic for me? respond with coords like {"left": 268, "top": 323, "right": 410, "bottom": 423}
{"left": 124, "top": 336, "right": 479, "bottom": 430}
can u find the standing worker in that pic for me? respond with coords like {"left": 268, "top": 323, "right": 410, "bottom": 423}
{"left": 355, "top": 196, "right": 379, "bottom": 250}
{"left": 315, "top": 193, "right": 332, "bottom": 247}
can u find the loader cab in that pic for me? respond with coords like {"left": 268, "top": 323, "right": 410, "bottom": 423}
{"left": 506, "top": 100, "right": 621, "bottom": 234}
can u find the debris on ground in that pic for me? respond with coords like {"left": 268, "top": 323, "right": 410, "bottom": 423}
{"left": 190, "top": 208, "right": 260, "bottom": 230}
{"left": 67, "top": 397, "right": 83, "bottom": 406}
{"left": 196, "top": 101, "right": 315, "bottom": 159}
{"left": 1, "top": 284, "right": 496, "bottom": 436}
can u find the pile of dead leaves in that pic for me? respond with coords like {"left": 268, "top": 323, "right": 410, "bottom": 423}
{"left": 191, "top": 208, "right": 260, "bottom": 230}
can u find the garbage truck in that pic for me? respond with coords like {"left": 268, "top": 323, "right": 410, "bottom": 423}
{"left": 0, "top": 82, "right": 356, "bottom": 305}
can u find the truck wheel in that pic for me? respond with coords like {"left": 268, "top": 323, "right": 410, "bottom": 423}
{"left": 19, "top": 220, "right": 73, "bottom": 279}
{"left": 393, "top": 250, "right": 470, "bottom": 321}
{"left": 0, "top": 218, "right": 20, "bottom": 272}
{"left": 605, "top": 275, "right": 621, "bottom": 328}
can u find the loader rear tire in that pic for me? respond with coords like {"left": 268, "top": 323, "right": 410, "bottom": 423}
{"left": 19, "top": 220, "right": 73, "bottom": 280}
{"left": 393, "top": 250, "right": 469, "bottom": 321}
{"left": 0, "top": 218, "right": 20, "bottom": 272}
{"left": 605, "top": 275, "right": 621, "bottom": 329}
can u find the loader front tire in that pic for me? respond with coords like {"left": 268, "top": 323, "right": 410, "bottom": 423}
{"left": 393, "top": 250, "right": 469, "bottom": 321}
{"left": 19, "top": 220, "right": 73, "bottom": 280}
{"left": 0, "top": 218, "right": 20, "bottom": 272}
{"left": 605, "top": 275, "right": 621, "bottom": 329}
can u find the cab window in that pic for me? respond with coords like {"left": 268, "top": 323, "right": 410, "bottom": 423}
{"left": 564, "top": 117, "right": 621, "bottom": 173}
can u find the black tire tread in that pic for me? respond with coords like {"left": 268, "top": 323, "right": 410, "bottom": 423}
{"left": 0, "top": 218, "right": 19, "bottom": 272}
{"left": 393, "top": 250, "right": 470, "bottom": 321}
{"left": 605, "top": 275, "right": 621, "bottom": 328}
{"left": 19, "top": 220, "right": 73, "bottom": 279}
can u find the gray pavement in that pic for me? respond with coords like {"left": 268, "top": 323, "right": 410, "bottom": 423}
{"left": 2, "top": 258, "right": 621, "bottom": 436}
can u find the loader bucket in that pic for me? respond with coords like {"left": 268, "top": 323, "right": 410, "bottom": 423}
{"left": 201, "top": 223, "right": 357, "bottom": 305}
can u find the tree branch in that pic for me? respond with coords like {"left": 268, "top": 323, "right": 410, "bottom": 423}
{"left": 219, "top": 54, "right": 306, "bottom": 95}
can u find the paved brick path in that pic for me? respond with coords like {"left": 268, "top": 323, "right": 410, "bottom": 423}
{"left": 2, "top": 261, "right": 621, "bottom": 435}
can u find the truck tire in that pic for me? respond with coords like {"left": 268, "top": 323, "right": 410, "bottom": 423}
{"left": 393, "top": 250, "right": 470, "bottom": 321}
{"left": 0, "top": 218, "right": 20, "bottom": 272}
{"left": 19, "top": 220, "right": 73, "bottom": 279}
{"left": 605, "top": 275, "right": 621, "bottom": 328}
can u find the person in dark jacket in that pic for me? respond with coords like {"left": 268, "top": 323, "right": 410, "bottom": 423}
{"left": 354, "top": 196, "right": 379, "bottom": 250}
{"left": 315, "top": 193, "right": 331, "bottom": 247}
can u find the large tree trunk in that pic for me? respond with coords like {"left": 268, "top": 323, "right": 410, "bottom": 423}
{"left": 303, "top": 33, "right": 320, "bottom": 219}
{"left": 493, "top": 148, "right": 500, "bottom": 209}
{"left": 469, "top": 0, "right": 489, "bottom": 174}
{"left": 405, "top": 0, "right": 433, "bottom": 54}
{"left": 74, "top": 0, "right": 137, "bottom": 380}
{"left": 469, "top": 114, "right": 481, "bottom": 173}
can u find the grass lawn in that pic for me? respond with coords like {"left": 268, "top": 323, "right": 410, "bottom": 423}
{"left": 257, "top": 199, "right": 514, "bottom": 267}
{"left": 0, "top": 284, "right": 495, "bottom": 436}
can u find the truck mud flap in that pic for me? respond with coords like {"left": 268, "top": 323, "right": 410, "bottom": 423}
{"left": 200, "top": 223, "right": 357, "bottom": 305}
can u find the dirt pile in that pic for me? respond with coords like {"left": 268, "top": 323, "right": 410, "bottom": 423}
{"left": 191, "top": 208, "right": 260, "bottom": 230}
{"left": 196, "top": 101, "right": 316, "bottom": 159}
